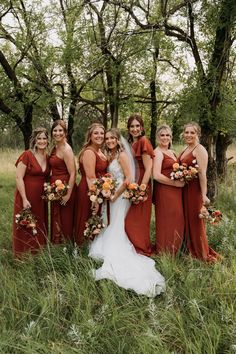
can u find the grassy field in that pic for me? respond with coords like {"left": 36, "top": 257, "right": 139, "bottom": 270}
{"left": 0, "top": 148, "right": 236, "bottom": 354}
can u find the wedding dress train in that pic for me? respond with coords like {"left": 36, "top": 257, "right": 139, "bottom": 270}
{"left": 89, "top": 159, "right": 165, "bottom": 297}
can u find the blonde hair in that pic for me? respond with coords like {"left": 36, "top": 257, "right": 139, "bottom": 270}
{"left": 105, "top": 128, "right": 124, "bottom": 158}
{"left": 181, "top": 121, "right": 201, "bottom": 141}
{"left": 78, "top": 123, "right": 105, "bottom": 160}
{"left": 156, "top": 124, "right": 172, "bottom": 140}
{"left": 29, "top": 127, "right": 49, "bottom": 151}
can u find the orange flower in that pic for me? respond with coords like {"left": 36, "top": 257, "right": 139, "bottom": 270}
{"left": 127, "top": 183, "right": 138, "bottom": 190}
{"left": 89, "top": 184, "right": 97, "bottom": 192}
{"left": 55, "top": 179, "right": 63, "bottom": 186}
{"left": 56, "top": 183, "right": 65, "bottom": 191}
{"left": 172, "top": 162, "right": 180, "bottom": 171}
{"left": 102, "top": 181, "right": 111, "bottom": 190}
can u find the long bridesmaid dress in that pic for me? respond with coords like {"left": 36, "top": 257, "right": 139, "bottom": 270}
{"left": 75, "top": 149, "right": 108, "bottom": 246}
{"left": 49, "top": 148, "right": 76, "bottom": 244}
{"left": 13, "top": 150, "right": 49, "bottom": 256}
{"left": 125, "top": 136, "right": 154, "bottom": 256}
{"left": 180, "top": 150, "right": 221, "bottom": 261}
{"left": 153, "top": 153, "right": 184, "bottom": 255}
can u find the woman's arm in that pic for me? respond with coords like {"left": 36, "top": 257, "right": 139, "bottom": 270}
{"left": 153, "top": 149, "right": 184, "bottom": 187}
{"left": 81, "top": 149, "right": 99, "bottom": 213}
{"left": 110, "top": 152, "right": 131, "bottom": 202}
{"left": 141, "top": 153, "right": 153, "bottom": 185}
{"left": 16, "top": 161, "right": 31, "bottom": 209}
{"left": 194, "top": 144, "right": 210, "bottom": 205}
{"left": 61, "top": 145, "right": 76, "bottom": 203}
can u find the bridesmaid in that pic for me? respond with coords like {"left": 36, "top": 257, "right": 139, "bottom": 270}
{"left": 74, "top": 123, "right": 108, "bottom": 246}
{"left": 179, "top": 121, "right": 221, "bottom": 261}
{"left": 125, "top": 113, "right": 154, "bottom": 256}
{"left": 13, "top": 127, "right": 50, "bottom": 257}
{"left": 49, "top": 120, "right": 76, "bottom": 244}
{"left": 153, "top": 125, "right": 184, "bottom": 255}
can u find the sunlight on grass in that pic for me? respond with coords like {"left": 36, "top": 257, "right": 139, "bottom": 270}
{"left": 0, "top": 149, "right": 236, "bottom": 353}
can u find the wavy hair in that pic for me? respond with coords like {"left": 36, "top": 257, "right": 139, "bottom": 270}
{"left": 29, "top": 127, "right": 49, "bottom": 151}
{"left": 127, "top": 113, "right": 145, "bottom": 143}
{"left": 78, "top": 123, "right": 105, "bottom": 160}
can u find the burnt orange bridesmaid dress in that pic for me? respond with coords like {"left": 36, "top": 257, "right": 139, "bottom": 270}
{"left": 154, "top": 153, "right": 184, "bottom": 255}
{"left": 75, "top": 149, "right": 108, "bottom": 246}
{"left": 13, "top": 150, "right": 49, "bottom": 256}
{"left": 180, "top": 150, "right": 220, "bottom": 261}
{"left": 49, "top": 148, "right": 76, "bottom": 244}
{"left": 125, "top": 136, "right": 154, "bottom": 256}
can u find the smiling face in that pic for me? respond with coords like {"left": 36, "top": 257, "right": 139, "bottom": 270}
{"left": 90, "top": 127, "right": 105, "bottom": 147}
{"left": 35, "top": 132, "right": 48, "bottom": 151}
{"left": 105, "top": 131, "right": 118, "bottom": 151}
{"left": 52, "top": 124, "right": 66, "bottom": 143}
{"left": 157, "top": 128, "right": 172, "bottom": 148}
{"left": 183, "top": 125, "right": 199, "bottom": 145}
{"left": 128, "top": 119, "right": 143, "bottom": 140}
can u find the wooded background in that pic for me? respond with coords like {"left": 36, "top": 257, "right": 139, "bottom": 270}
{"left": 0, "top": 0, "right": 235, "bottom": 197}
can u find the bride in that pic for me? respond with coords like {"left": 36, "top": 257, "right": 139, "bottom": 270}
{"left": 89, "top": 128, "right": 165, "bottom": 297}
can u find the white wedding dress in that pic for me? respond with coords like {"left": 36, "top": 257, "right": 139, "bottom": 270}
{"left": 89, "top": 158, "right": 165, "bottom": 297}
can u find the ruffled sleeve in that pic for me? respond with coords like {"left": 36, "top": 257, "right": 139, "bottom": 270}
{"left": 133, "top": 136, "right": 154, "bottom": 159}
{"left": 15, "top": 150, "right": 31, "bottom": 168}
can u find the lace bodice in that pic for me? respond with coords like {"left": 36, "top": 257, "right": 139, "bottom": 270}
{"left": 108, "top": 159, "right": 124, "bottom": 188}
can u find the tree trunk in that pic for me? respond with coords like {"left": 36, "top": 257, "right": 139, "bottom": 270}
{"left": 150, "top": 80, "right": 157, "bottom": 147}
{"left": 216, "top": 131, "right": 233, "bottom": 181}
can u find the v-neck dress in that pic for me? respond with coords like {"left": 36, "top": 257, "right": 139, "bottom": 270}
{"left": 13, "top": 150, "right": 50, "bottom": 256}
{"left": 74, "top": 148, "right": 108, "bottom": 246}
{"left": 153, "top": 152, "right": 184, "bottom": 255}
{"left": 49, "top": 148, "right": 76, "bottom": 244}
{"left": 179, "top": 148, "right": 221, "bottom": 261}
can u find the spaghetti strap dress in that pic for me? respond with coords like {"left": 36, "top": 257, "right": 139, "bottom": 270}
{"left": 154, "top": 153, "right": 184, "bottom": 255}
{"left": 49, "top": 148, "right": 76, "bottom": 244}
{"left": 13, "top": 150, "right": 49, "bottom": 256}
{"left": 125, "top": 136, "right": 154, "bottom": 256}
{"left": 75, "top": 149, "right": 108, "bottom": 246}
{"left": 179, "top": 148, "right": 221, "bottom": 261}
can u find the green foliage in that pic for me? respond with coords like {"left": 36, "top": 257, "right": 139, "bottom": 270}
{"left": 1, "top": 150, "right": 236, "bottom": 353}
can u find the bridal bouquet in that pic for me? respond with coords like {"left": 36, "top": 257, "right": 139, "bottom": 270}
{"left": 84, "top": 214, "right": 105, "bottom": 241}
{"left": 15, "top": 208, "right": 38, "bottom": 235}
{"left": 123, "top": 183, "right": 148, "bottom": 204}
{"left": 170, "top": 160, "right": 199, "bottom": 182}
{"left": 199, "top": 206, "right": 223, "bottom": 225}
{"left": 42, "top": 179, "right": 69, "bottom": 201}
{"left": 88, "top": 173, "right": 117, "bottom": 204}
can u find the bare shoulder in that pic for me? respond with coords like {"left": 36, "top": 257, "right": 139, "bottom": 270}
{"left": 118, "top": 151, "right": 128, "bottom": 163}
{"left": 194, "top": 144, "right": 208, "bottom": 159}
{"left": 153, "top": 147, "right": 163, "bottom": 159}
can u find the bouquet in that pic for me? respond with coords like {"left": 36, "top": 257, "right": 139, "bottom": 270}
{"left": 123, "top": 183, "right": 148, "bottom": 204}
{"left": 199, "top": 206, "right": 223, "bottom": 225}
{"left": 170, "top": 160, "right": 199, "bottom": 182}
{"left": 15, "top": 208, "right": 37, "bottom": 235}
{"left": 88, "top": 173, "right": 117, "bottom": 204}
{"left": 43, "top": 179, "right": 69, "bottom": 201}
{"left": 84, "top": 214, "right": 105, "bottom": 241}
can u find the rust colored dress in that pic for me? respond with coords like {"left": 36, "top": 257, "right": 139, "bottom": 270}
{"left": 13, "top": 150, "right": 49, "bottom": 257}
{"left": 153, "top": 153, "right": 184, "bottom": 255}
{"left": 49, "top": 149, "right": 76, "bottom": 244}
{"left": 179, "top": 149, "right": 221, "bottom": 261}
{"left": 75, "top": 149, "right": 108, "bottom": 246}
{"left": 125, "top": 136, "right": 154, "bottom": 256}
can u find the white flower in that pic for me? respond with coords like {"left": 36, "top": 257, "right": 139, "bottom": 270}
{"left": 90, "top": 195, "right": 97, "bottom": 202}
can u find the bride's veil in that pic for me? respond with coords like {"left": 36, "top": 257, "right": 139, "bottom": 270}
{"left": 121, "top": 136, "right": 135, "bottom": 182}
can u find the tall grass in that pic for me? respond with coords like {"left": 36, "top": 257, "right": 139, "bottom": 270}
{"left": 0, "top": 149, "right": 236, "bottom": 353}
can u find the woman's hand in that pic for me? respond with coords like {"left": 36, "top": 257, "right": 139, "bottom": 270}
{"left": 174, "top": 180, "right": 185, "bottom": 188}
{"left": 202, "top": 195, "right": 210, "bottom": 206}
{"left": 23, "top": 198, "right": 31, "bottom": 209}
{"left": 60, "top": 194, "right": 71, "bottom": 206}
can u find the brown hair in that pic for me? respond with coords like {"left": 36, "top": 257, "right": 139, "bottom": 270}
{"left": 51, "top": 119, "right": 68, "bottom": 138}
{"left": 78, "top": 123, "right": 105, "bottom": 160}
{"left": 127, "top": 113, "right": 145, "bottom": 143}
{"left": 29, "top": 127, "right": 49, "bottom": 150}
